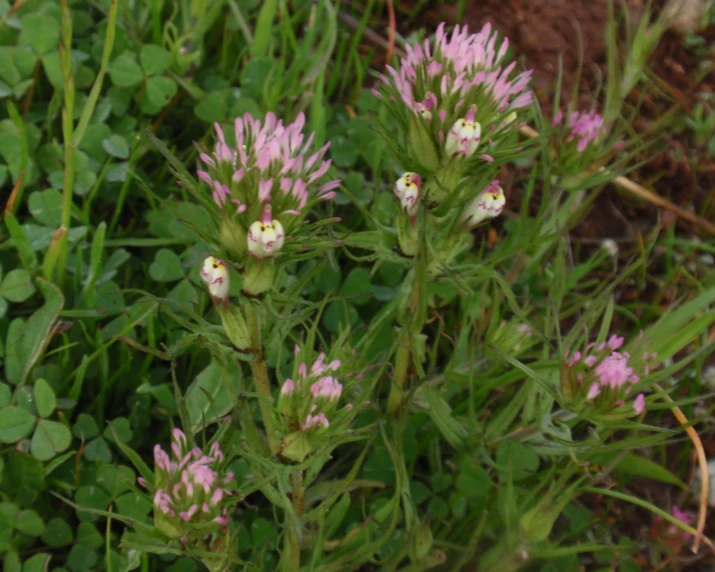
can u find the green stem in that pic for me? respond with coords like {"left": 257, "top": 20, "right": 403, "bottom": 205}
{"left": 56, "top": 0, "right": 75, "bottom": 285}
{"left": 387, "top": 329, "right": 411, "bottom": 413}
{"left": 244, "top": 302, "right": 279, "bottom": 454}
{"left": 284, "top": 470, "right": 304, "bottom": 571}
{"left": 56, "top": 0, "right": 118, "bottom": 284}
{"left": 387, "top": 273, "right": 422, "bottom": 413}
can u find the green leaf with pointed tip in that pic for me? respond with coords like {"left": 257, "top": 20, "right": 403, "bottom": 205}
{"left": 186, "top": 359, "right": 240, "bottom": 433}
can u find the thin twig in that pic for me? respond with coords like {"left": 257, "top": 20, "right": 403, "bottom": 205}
{"left": 385, "top": 0, "right": 396, "bottom": 64}
{"left": 519, "top": 125, "right": 715, "bottom": 236}
{"left": 653, "top": 383, "right": 711, "bottom": 553}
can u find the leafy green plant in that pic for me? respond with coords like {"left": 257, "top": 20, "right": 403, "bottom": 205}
{"left": 0, "top": 0, "right": 713, "bottom": 570}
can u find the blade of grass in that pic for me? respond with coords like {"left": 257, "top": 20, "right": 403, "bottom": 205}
{"left": 252, "top": 0, "right": 278, "bottom": 57}
{"left": 72, "top": 0, "right": 118, "bottom": 146}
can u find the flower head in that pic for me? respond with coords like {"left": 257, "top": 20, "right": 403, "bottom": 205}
{"left": 460, "top": 179, "right": 505, "bottom": 227}
{"left": 197, "top": 113, "right": 339, "bottom": 262}
{"left": 143, "top": 429, "right": 233, "bottom": 539}
{"left": 561, "top": 334, "right": 656, "bottom": 420}
{"left": 651, "top": 506, "right": 693, "bottom": 548}
{"left": 566, "top": 110, "right": 604, "bottom": 152}
{"left": 277, "top": 346, "right": 357, "bottom": 462}
{"left": 553, "top": 108, "right": 605, "bottom": 153}
{"left": 375, "top": 22, "right": 532, "bottom": 168}
{"left": 200, "top": 257, "right": 229, "bottom": 306}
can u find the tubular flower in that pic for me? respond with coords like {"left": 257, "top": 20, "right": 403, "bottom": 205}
{"left": 374, "top": 22, "right": 533, "bottom": 170}
{"left": 394, "top": 172, "right": 422, "bottom": 216}
{"left": 459, "top": 179, "right": 505, "bottom": 227}
{"left": 199, "top": 257, "right": 229, "bottom": 306}
{"left": 560, "top": 334, "right": 656, "bottom": 421}
{"left": 445, "top": 105, "right": 481, "bottom": 157}
{"left": 196, "top": 112, "right": 340, "bottom": 261}
{"left": 142, "top": 429, "right": 233, "bottom": 539}
{"left": 247, "top": 204, "right": 285, "bottom": 259}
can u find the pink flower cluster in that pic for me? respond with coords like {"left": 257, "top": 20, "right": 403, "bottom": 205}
{"left": 374, "top": 22, "right": 532, "bottom": 152}
{"left": 553, "top": 109, "right": 605, "bottom": 152}
{"left": 564, "top": 334, "right": 656, "bottom": 416}
{"left": 143, "top": 429, "right": 233, "bottom": 529}
{"left": 279, "top": 346, "right": 346, "bottom": 431}
{"left": 652, "top": 506, "right": 693, "bottom": 545}
{"left": 197, "top": 112, "right": 339, "bottom": 229}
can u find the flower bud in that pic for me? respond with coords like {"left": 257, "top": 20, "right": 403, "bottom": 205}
{"left": 219, "top": 213, "right": 247, "bottom": 261}
{"left": 394, "top": 172, "right": 421, "bottom": 216}
{"left": 247, "top": 205, "right": 285, "bottom": 259}
{"left": 241, "top": 257, "right": 276, "bottom": 296}
{"left": 460, "top": 181, "right": 505, "bottom": 227}
{"left": 445, "top": 105, "right": 481, "bottom": 157}
{"left": 200, "top": 257, "right": 230, "bottom": 306}
{"left": 218, "top": 306, "right": 250, "bottom": 350}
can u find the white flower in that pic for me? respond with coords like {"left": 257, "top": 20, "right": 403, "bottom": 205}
{"left": 394, "top": 172, "right": 422, "bottom": 216}
{"left": 247, "top": 205, "right": 285, "bottom": 259}
{"left": 460, "top": 181, "right": 505, "bottom": 227}
{"left": 600, "top": 239, "right": 619, "bottom": 258}
{"left": 200, "top": 257, "right": 230, "bottom": 305}
{"left": 445, "top": 105, "right": 481, "bottom": 157}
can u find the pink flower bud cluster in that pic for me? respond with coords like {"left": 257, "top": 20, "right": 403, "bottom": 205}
{"left": 374, "top": 22, "right": 532, "bottom": 158}
{"left": 196, "top": 112, "right": 340, "bottom": 258}
{"left": 563, "top": 335, "right": 656, "bottom": 417}
{"left": 651, "top": 506, "right": 693, "bottom": 545}
{"left": 279, "top": 346, "right": 348, "bottom": 431}
{"left": 144, "top": 428, "right": 233, "bottom": 531}
{"left": 553, "top": 109, "right": 605, "bottom": 152}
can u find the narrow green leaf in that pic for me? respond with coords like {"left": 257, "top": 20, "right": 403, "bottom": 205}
{"left": 252, "top": 0, "right": 278, "bottom": 57}
{"left": 111, "top": 426, "right": 154, "bottom": 484}
{"left": 415, "top": 384, "right": 468, "bottom": 448}
{"left": 4, "top": 212, "right": 38, "bottom": 269}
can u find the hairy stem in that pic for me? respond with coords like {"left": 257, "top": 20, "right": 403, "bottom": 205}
{"left": 284, "top": 470, "right": 305, "bottom": 571}
{"left": 387, "top": 330, "right": 411, "bottom": 413}
{"left": 245, "top": 302, "right": 279, "bottom": 454}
